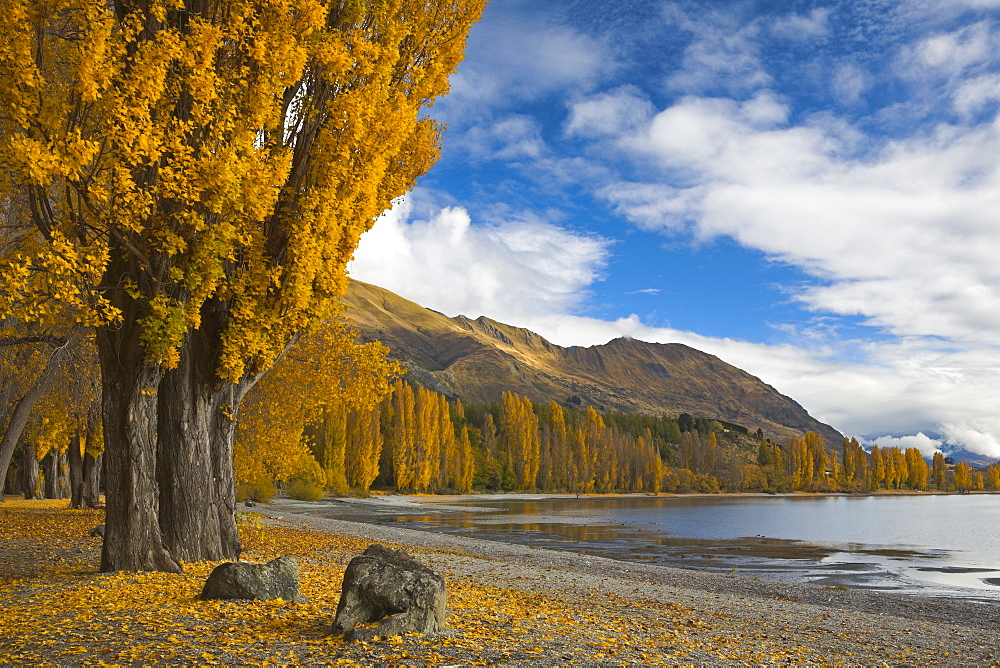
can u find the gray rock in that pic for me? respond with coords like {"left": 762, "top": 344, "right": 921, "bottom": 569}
{"left": 200, "top": 556, "right": 307, "bottom": 603}
{"left": 89, "top": 524, "right": 104, "bottom": 537}
{"left": 332, "top": 543, "right": 446, "bottom": 641}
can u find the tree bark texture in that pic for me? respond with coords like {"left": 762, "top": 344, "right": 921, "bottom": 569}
{"left": 69, "top": 433, "right": 84, "bottom": 508}
{"left": 42, "top": 450, "right": 59, "bottom": 499}
{"left": 96, "top": 251, "right": 180, "bottom": 573}
{"left": 157, "top": 307, "right": 257, "bottom": 563}
{"left": 21, "top": 445, "right": 39, "bottom": 499}
{"left": 82, "top": 452, "right": 102, "bottom": 508}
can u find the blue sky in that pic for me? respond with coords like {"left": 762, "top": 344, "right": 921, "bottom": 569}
{"left": 351, "top": 0, "right": 1000, "bottom": 459}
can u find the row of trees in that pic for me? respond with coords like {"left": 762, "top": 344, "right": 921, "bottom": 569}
{"left": 233, "top": 379, "right": 1000, "bottom": 497}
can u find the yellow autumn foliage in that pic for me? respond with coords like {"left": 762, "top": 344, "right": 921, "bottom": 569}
{"left": 234, "top": 319, "right": 400, "bottom": 485}
{"left": 0, "top": 0, "right": 486, "bottom": 380}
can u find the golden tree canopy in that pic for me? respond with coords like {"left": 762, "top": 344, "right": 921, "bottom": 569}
{"left": 0, "top": 0, "right": 486, "bottom": 379}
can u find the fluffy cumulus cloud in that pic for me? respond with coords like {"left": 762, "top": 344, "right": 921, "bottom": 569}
{"left": 915, "top": 20, "right": 994, "bottom": 74}
{"left": 349, "top": 198, "right": 610, "bottom": 324}
{"left": 869, "top": 434, "right": 944, "bottom": 458}
{"left": 941, "top": 420, "right": 1000, "bottom": 459}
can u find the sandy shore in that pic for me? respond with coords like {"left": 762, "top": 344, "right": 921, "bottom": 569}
{"left": 256, "top": 497, "right": 1000, "bottom": 664}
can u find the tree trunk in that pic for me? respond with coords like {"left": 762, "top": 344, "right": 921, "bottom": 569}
{"left": 2, "top": 457, "right": 15, "bottom": 497}
{"left": 96, "top": 252, "right": 180, "bottom": 573}
{"left": 82, "top": 404, "right": 102, "bottom": 508}
{"left": 57, "top": 449, "right": 70, "bottom": 498}
{"left": 157, "top": 314, "right": 258, "bottom": 563}
{"left": 22, "top": 445, "right": 39, "bottom": 499}
{"left": 0, "top": 342, "right": 67, "bottom": 498}
{"left": 42, "top": 450, "right": 59, "bottom": 499}
{"left": 69, "top": 433, "right": 84, "bottom": 508}
{"left": 82, "top": 452, "right": 102, "bottom": 508}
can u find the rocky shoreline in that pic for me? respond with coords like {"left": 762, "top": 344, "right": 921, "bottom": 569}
{"left": 258, "top": 497, "right": 1000, "bottom": 663}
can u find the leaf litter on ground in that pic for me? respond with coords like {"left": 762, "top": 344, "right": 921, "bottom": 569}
{"left": 0, "top": 498, "right": 978, "bottom": 665}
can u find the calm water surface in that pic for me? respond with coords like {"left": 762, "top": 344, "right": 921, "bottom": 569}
{"left": 393, "top": 494, "right": 1000, "bottom": 603}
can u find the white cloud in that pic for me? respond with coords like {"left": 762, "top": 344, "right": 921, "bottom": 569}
{"left": 609, "top": 95, "right": 1000, "bottom": 347}
{"left": 770, "top": 8, "right": 831, "bottom": 41}
{"left": 456, "top": 115, "right": 546, "bottom": 161}
{"left": 579, "top": 88, "right": 1000, "bottom": 457}
{"left": 953, "top": 73, "right": 1000, "bottom": 116}
{"left": 832, "top": 63, "right": 872, "bottom": 106}
{"left": 663, "top": 7, "right": 771, "bottom": 93}
{"left": 349, "top": 198, "right": 610, "bottom": 324}
{"left": 434, "top": 12, "right": 610, "bottom": 123}
{"left": 940, "top": 421, "right": 1000, "bottom": 459}
{"left": 917, "top": 21, "right": 994, "bottom": 74}
{"left": 870, "top": 433, "right": 944, "bottom": 458}
{"left": 564, "top": 88, "right": 655, "bottom": 139}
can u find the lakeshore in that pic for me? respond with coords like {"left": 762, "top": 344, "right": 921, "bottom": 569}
{"left": 258, "top": 497, "right": 1000, "bottom": 664}
{"left": 271, "top": 491, "right": 1000, "bottom": 602}
{"left": 2, "top": 496, "right": 999, "bottom": 664}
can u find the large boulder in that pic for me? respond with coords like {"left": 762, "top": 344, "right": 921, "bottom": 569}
{"left": 200, "top": 556, "right": 307, "bottom": 603}
{"left": 332, "top": 544, "right": 446, "bottom": 641}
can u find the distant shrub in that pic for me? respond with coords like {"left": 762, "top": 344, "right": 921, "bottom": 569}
{"left": 287, "top": 479, "right": 324, "bottom": 502}
{"left": 236, "top": 477, "right": 276, "bottom": 502}
{"left": 326, "top": 467, "right": 349, "bottom": 497}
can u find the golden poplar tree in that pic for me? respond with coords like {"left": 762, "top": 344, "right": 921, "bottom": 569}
{"left": 905, "top": 448, "right": 928, "bottom": 490}
{"left": 412, "top": 385, "right": 440, "bottom": 492}
{"left": 454, "top": 425, "right": 475, "bottom": 494}
{"left": 235, "top": 322, "right": 397, "bottom": 491}
{"left": 953, "top": 461, "right": 973, "bottom": 493}
{"left": 985, "top": 463, "right": 1000, "bottom": 491}
{"left": 436, "top": 393, "right": 456, "bottom": 490}
{"left": 344, "top": 405, "right": 382, "bottom": 492}
{"left": 932, "top": 451, "right": 948, "bottom": 490}
{"left": 869, "top": 445, "right": 885, "bottom": 490}
{"left": 388, "top": 379, "right": 416, "bottom": 491}
{"left": 547, "top": 401, "right": 568, "bottom": 490}
{"left": 498, "top": 391, "right": 540, "bottom": 489}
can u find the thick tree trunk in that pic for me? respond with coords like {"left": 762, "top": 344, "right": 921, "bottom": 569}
{"left": 22, "top": 445, "right": 39, "bottom": 499}
{"left": 97, "top": 340, "right": 179, "bottom": 572}
{"left": 96, "top": 251, "right": 180, "bottom": 572}
{"left": 69, "top": 433, "right": 84, "bottom": 508}
{"left": 157, "top": 314, "right": 258, "bottom": 563}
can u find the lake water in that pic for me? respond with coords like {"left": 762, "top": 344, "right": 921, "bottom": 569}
{"left": 391, "top": 494, "right": 1000, "bottom": 603}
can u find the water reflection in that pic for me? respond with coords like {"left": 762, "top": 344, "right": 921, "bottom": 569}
{"left": 390, "top": 494, "right": 1000, "bottom": 603}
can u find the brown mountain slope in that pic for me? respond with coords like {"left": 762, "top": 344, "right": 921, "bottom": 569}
{"left": 342, "top": 280, "right": 843, "bottom": 445}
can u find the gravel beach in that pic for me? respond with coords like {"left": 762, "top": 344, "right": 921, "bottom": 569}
{"left": 258, "top": 496, "right": 1000, "bottom": 664}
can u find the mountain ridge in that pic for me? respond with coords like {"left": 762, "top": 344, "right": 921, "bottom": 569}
{"left": 341, "top": 280, "right": 843, "bottom": 446}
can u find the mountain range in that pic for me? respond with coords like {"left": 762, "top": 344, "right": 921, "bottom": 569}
{"left": 341, "top": 280, "right": 844, "bottom": 446}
